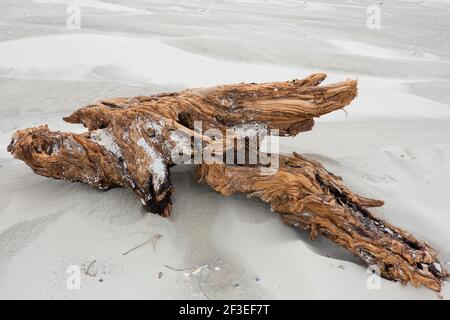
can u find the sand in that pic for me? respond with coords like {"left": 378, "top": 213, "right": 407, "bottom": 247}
{"left": 0, "top": 0, "right": 449, "bottom": 299}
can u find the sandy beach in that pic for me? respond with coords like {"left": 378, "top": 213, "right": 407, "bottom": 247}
{"left": 0, "top": 0, "right": 449, "bottom": 299}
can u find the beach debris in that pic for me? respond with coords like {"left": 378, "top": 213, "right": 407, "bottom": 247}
{"left": 164, "top": 263, "right": 211, "bottom": 298}
{"left": 7, "top": 73, "right": 351, "bottom": 217}
{"left": 122, "top": 233, "right": 163, "bottom": 255}
{"left": 7, "top": 73, "right": 448, "bottom": 291}
{"left": 85, "top": 259, "right": 97, "bottom": 277}
{"left": 196, "top": 153, "right": 448, "bottom": 291}
{"left": 81, "top": 259, "right": 108, "bottom": 278}
{"left": 164, "top": 264, "right": 197, "bottom": 272}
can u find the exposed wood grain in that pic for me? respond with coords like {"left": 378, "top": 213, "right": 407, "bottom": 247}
{"left": 195, "top": 153, "right": 448, "bottom": 291}
{"left": 7, "top": 73, "right": 447, "bottom": 291}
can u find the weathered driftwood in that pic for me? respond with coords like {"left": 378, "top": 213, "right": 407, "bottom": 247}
{"left": 62, "top": 72, "right": 356, "bottom": 135}
{"left": 7, "top": 73, "right": 447, "bottom": 291}
{"left": 9, "top": 73, "right": 355, "bottom": 216}
{"left": 196, "top": 153, "right": 448, "bottom": 291}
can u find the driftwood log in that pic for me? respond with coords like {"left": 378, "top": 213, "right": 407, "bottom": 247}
{"left": 196, "top": 154, "right": 447, "bottom": 291}
{"left": 7, "top": 73, "right": 447, "bottom": 291}
{"left": 8, "top": 73, "right": 354, "bottom": 216}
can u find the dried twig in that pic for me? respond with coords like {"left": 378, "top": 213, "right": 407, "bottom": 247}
{"left": 122, "top": 234, "right": 163, "bottom": 256}
{"left": 85, "top": 259, "right": 96, "bottom": 277}
{"left": 164, "top": 264, "right": 197, "bottom": 272}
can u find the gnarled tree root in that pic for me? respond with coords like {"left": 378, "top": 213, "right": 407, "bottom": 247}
{"left": 195, "top": 153, "right": 448, "bottom": 291}
{"left": 6, "top": 73, "right": 448, "bottom": 291}
{"left": 8, "top": 73, "right": 354, "bottom": 216}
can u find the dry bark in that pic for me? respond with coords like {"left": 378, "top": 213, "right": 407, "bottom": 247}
{"left": 6, "top": 73, "right": 448, "bottom": 291}
{"left": 8, "top": 73, "right": 354, "bottom": 216}
{"left": 195, "top": 153, "right": 448, "bottom": 291}
{"left": 62, "top": 72, "right": 355, "bottom": 136}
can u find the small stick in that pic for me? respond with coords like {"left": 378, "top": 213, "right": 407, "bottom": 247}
{"left": 85, "top": 259, "right": 96, "bottom": 277}
{"left": 164, "top": 264, "right": 196, "bottom": 272}
{"left": 122, "top": 234, "right": 163, "bottom": 256}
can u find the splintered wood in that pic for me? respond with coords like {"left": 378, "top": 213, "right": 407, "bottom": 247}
{"left": 7, "top": 73, "right": 447, "bottom": 291}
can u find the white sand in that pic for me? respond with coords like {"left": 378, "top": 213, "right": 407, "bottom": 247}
{"left": 0, "top": 0, "right": 449, "bottom": 299}
{"left": 327, "top": 39, "right": 441, "bottom": 61}
{"left": 33, "top": 0, "right": 152, "bottom": 14}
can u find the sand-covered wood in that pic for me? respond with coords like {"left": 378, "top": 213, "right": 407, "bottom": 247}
{"left": 7, "top": 73, "right": 447, "bottom": 291}
{"left": 8, "top": 73, "right": 354, "bottom": 216}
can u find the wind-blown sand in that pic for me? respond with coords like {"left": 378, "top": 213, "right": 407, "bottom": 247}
{"left": 0, "top": 0, "right": 449, "bottom": 299}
